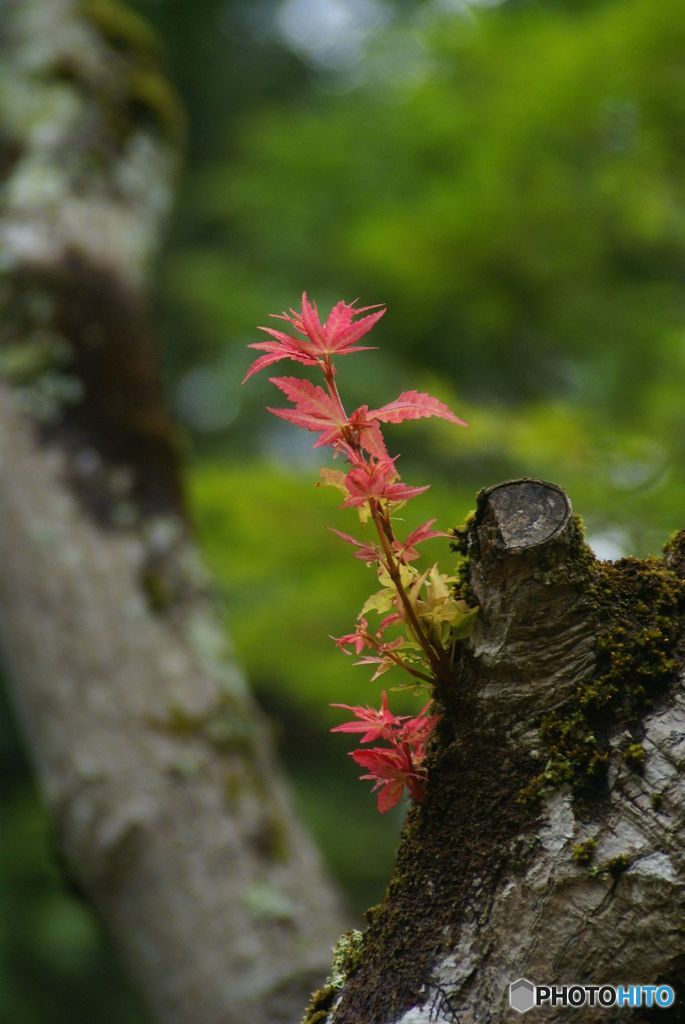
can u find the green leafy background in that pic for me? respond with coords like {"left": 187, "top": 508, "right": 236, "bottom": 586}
{"left": 3, "top": 0, "right": 685, "bottom": 1017}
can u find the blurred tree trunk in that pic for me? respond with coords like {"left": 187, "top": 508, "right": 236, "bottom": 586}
{"left": 0, "top": 3, "right": 343, "bottom": 1023}
{"left": 310, "top": 480, "right": 685, "bottom": 1023}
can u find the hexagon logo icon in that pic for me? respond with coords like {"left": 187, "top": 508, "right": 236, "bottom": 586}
{"left": 509, "top": 978, "right": 535, "bottom": 1014}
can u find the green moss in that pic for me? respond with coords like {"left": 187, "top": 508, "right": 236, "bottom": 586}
{"left": 251, "top": 812, "right": 291, "bottom": 864}
{"left": 0, "top": 336, "right": 69, "bottom": 385}
{"left": 301, "top": 931, "right": 364, "bottom": 1024}
{"left": 330, "top": 930, "right": 364, "bottom": 985}
{"left": 76, "top": 0, "right": 185, "bottom": 142}
{"left": 125, "top": 67, "right": 185, "bottom": 141}
{"left": 572, "top": 837, "right": 597, "bottom": 866}
{"left": 663, "top": 529, "right": 685, "bottom": 577}
{"left": 0, "top": 335, "right": 82, "bottom": 422}
{"left": 301, "top": 986, "right": 337, "bottom": 1024}
{"left": 80, "top": 0, "right": 160, "bottom": 58}
{"left": 242, "top": 882, "right": 294, "bottom": 923}
{"left": 588, "top": 853, "right": 632, "bottom": 880}
{"left": 333, "top": 705, "right": 537, "bottom": 1023}
{"left": 449, "top": 510, "right": 479, "bottom": 612}
{"left": 158, "top": 697, "right": 293, "bottom": 860}
{"left": 327, "top": 516, "right": 683, "bottom": 1022}
{"left": 606, "top": 853, "right": 632, "bottom": 879}
{"left": 364, "top": 903, "right": 383, "bottom": 926}
{"left": 449, "top": 509, "right": 476, "bottom": 557}
{"left": 223, "top": 771, "right": 242, "bottom": 805}
{"left": 160, "top": 695, "right": 256, "bottom": 754}
{"left": 168, "top": 756, "right": 205, "bottom": 780}
{"left": 521, "top": 554, "right": 685, "bottom": 803}
{"left": 0, "top": 282, "right": 84, "bottom": 421}
{"left": 650, "top": 792, "right": 664, "bottom": 812}
{"left": 140, "top": 567, "right": 177, "bottom": 612}
{"left": 0, "top": 331, "right": 83, "bottom": 422}
{"left": 623, "top": 742, "right": 645, "bottom": 771}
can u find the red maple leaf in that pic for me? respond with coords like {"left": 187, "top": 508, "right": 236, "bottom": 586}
{"left": 399, "top": 703, "right": 438, "bottom": 752}
{"left": 355, "top": 636, "right": 406, "bottom": 681}
{"left": 241, "top": 330, "right": 319, "bottom": 383}
{"left": 369, "top": 390, "right": 467, "bottom": 427}
{"left": 347, "top": 406, "right": 390, "bottom": 460}
{"left": 342, "top": 457, "right": 429, "bottom": 507}
{"left": 278, "top": 293, "right": 386, "bottom": 356}
{"left": 243, "top": 293, "right": 385, "bottom": 382}
{"left": 350, "top": 745, "right": 427, "bottom": 812}
{"left": 330, "top": 691, "right": 407, "bottom": 743}
{"left": 266, "top": 376, "right": 348, "bottom": 445}
{"left": 332, "top": 616, "right": 373, "bottom": 656}
{"left": 328, "top": 528, "right": 381, "bottom": 563}
{"left": 393, "top": 518, "right": 450, "bottom": 563}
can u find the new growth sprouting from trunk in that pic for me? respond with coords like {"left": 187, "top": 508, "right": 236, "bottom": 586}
{"left": 310, "top": 479, "right": 685, "bottom": 1024}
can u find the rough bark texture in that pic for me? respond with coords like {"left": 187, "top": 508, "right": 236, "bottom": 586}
{"left": 312, "top": 480, "right": 685, "bottom": 1024}
{"left": 0, "top": 3, "right": 343, "bottom": 1023}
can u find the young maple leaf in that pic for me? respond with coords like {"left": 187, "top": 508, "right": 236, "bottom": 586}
{"left": 350, "top": 745, "right": 427, "bottom": 812}
{"left": 241, "top": 331, "right": 319, "bottom": 383}
{"left": 355, "top": 636, "right": 406, "bottom": 681}
{"left": 413, "top": 566, "right": 466, "bottom": 627}
{"left": 399, "top": 703, "right": 439, "bottom": 751}
{"left": 330, "top": 690, "right": 407, "bottom": 743}
{"left": 346, "top": 702, "right": 438, "bottom": 810}
{"left": 243, "top": 293, "right": 385, "bottom": 382}
{"left": 278, "top": 293, "right": 386, "bottom": 357}
{"left": 393, "top": 518, "right": 450, "bottom": 563}
{"left": 369, "top": 390, "right": 467, "bottom": 427}
{"left": 317, "top": 468, "right": 349, "bottom": 498}
{"left": 267, "top": 376, "right": 348, "bottom": 446}
{"left": 328, "top": 528, "right": 381, "bottom": 563}
{"left": 377, "top": 611, "right": 404, "bottom": 633}
{"left": 346, "top": 406, "right": 390, "bottom": 461}
{"left": 332, "top": 616, "right": 373, "bottom": 655}
{"left": 342, "top": 457, "right": 430, "bottom": 507}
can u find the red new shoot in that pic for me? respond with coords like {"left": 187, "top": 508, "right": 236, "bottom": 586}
{"left": 244, "top": 293, "right": 473, "bottom": 812}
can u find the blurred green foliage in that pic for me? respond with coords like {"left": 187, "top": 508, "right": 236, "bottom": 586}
{"left": 4, "top": 0, "right": 685, "bottom": 1018}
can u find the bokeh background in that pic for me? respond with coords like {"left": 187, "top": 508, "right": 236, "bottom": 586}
{"left": 3, "top": 0, "right": 685, "bottom": 1018}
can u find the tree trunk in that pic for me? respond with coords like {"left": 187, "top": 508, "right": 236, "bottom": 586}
{"left": 311, "top": 480, "right": 685, "bottom": 1023}
{"left": 0, "top": 3, "right": 343, "bottom": 1023}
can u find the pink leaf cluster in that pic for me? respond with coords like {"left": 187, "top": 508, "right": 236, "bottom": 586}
{"left": 329, "top": 518, "right": 448, "bottom": 566}
{"left": 243, "top": 293, "right": 465, "bottom": 515}
{"left": 244, "top": 293, "right": 467, "bottom": 813}
{"left": 342, "top": 457, "right": 429, "bottom": 507}
{"left": 242, "top": 294, "right": 384, "bottom": 382}
{"left": 331, "top": 693, "right": 437, "bottom": 812}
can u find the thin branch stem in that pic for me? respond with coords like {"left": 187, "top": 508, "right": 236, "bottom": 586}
{"left": 384, "top": 650, "right": 435, "bottom": 685}
{"left": 369, "top": 499, "right": 447, "bottom": 682}
{"left": 321, "top": 352, "right": 450, "bottom": 686}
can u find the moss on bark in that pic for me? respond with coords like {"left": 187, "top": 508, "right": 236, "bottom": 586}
{"left": 1, "top": 260, "right": 185, "bottom": 522}
{"left": 521, "top": 553, "right": 685, "bottom": 804}
{"left": 332, "top": 685, "right": 540, "bottom": 1023}
{"left": 327, "top": 487, "right": 685, "bottom": 1023}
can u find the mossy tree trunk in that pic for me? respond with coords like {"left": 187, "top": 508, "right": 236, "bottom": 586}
{"left": 313, "top": 480, "right": 685, "bottom": 1024}
{"left": 0, "top": 3, "right": 344, "bottom": 1023}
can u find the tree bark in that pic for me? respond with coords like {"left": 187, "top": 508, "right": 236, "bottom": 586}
{"left": 312, "top": 480, "right": 685, "bottom": 1023}
{"left": 0, "top": 3, "right": 344, "bottom": 1023}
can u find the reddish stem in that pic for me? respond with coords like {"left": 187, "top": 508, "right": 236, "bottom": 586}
{"left": 369, "top": 501, "right": 447, "bottom": 683}
{"left": 322, "top": 353, "right": 449, "bottom": 685}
